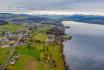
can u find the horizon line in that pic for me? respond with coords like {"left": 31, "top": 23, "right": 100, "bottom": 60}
{"left": 0, "top": 10, "right": 104, "bottom": 16}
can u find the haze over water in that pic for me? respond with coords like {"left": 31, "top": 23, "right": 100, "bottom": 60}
{"left": 63, "top": 21, "right": 104, "bottom": 70}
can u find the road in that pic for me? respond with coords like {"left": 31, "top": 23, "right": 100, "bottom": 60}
{"left": 1, "top": 35, "right": 23, "bottom": 70}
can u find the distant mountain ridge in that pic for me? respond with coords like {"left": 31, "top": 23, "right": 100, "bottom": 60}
{"left": 68, "top": 14, "right": 104, "bottom": 25}
{"left": 0, "top": 20, "right": 8, "bottom": 25}
{"left": 0, "top": 13, "right": 104, "bottom": 25}
{"left": 38, "top": 14, "right": 104, "bottom": 25}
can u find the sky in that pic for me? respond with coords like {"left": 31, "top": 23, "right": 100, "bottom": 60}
{"left": 0, "top": 0, "right": 104, "bottom": 12}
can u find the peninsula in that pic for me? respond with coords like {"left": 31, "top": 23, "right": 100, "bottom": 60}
{"left": 0, "top": 19, "right": 71, "bottom": 70}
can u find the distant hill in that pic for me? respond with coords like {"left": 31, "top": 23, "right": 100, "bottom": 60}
{"left": 45, "top": 14, "right": 104, "bottom": 25}
{"left": 66, "top": 14, "right": 104, "bottom": 25}
{"left": 0, "top": 13, "right": 104, "bottom": 25}
{"left": 0, "top": 20, "right": 8, "bottom": 25}
{"left": 0, "top": 13, "right": 52, "bottom": 24}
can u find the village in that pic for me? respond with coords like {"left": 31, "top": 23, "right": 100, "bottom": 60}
{"left": 0, "top": 21, "right": 70, "bottom": 70}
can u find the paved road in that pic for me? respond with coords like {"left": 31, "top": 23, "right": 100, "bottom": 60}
{"left": 1, "top": 35, "right": 23, "bottom": 70}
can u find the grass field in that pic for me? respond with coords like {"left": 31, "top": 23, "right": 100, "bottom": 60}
{"left": 0, "top": 23, "right": 25, "bottom": 33}
{"left": 0, "top": 47, "right": 11, "bottom": 64}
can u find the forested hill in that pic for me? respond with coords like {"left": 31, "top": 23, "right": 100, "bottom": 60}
{"left": 36, "top": 14, "right": 104, "bottom": 25}
{"left": 0, "top": 13, "right": 104, "bottom": 25}
{"left": 66, "top": 14, "right": 104, "bottom": 25}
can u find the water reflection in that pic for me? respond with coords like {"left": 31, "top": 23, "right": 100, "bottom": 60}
{"left": 63, "top": 21, "right": 104, "bottom": 70}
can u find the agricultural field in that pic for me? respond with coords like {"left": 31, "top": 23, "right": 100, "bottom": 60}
{"left": 0, "top": 47, "right": 11, "bottom": 64}
{"left": 0, "top": 23, "right": 25, "bottom": 33}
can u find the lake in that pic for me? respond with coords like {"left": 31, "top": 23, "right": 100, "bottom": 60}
{"left": 63, "top": 21, "right": 104, "bottom": 70}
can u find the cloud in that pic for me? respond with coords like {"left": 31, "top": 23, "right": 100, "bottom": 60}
{"left": 0, "top": 0, "right": 104, "bottom": 11}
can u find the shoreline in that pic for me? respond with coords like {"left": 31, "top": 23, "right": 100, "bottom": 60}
{"left": 60, "top": 27, "right": 70, "bottom": 70}
{"left": 61, "top": 43, "right": 69, "bottom": 70}
{"left": 61, "top": 23, "right": 71, "bottom": 70}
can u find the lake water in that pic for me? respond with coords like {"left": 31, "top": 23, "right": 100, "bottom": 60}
{"left": 63, "top": 21, "right": 104, "bottom": 70}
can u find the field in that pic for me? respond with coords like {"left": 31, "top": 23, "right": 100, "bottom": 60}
{"left": 0, "top": 47, "right": 11, "bottom": 64}
{"left": 0, "top": 23, "right": 25, "bottom": 33}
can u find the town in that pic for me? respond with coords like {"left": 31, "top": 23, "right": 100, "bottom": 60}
{"left": 0, "top": 19, "right": 70, "bottom": 70}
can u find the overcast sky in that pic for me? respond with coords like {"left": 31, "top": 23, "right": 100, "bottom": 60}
{"left": 0, "top": 0, "right": 104, "bottom": 12}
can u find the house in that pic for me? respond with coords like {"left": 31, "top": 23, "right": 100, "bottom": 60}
{"left": 2, "top": 44, "right": 9, "bottom": 48}
{"left": 32, "top": 23, "right": 42, "bottom": 27}
{"left": 48, "top": 34, "right": 55, "bottom": 43}
{"left": 9, "top": 58, "right": 16, "bottom": 65}
{"left": 13, "top": 52, "right": 20, "bottom": 59}
{"left": 2, "top": 37, "right": 9, "bottom": 43}
{"left": 9, "top": 40, "right": 16, "bottom": 46}
{"left": 9, "top": 52, "right": 19, "bottom": 65}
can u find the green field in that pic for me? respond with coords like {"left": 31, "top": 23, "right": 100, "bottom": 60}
{"left": 0, "top": 23, "right": 25, "bottom": 33}
{"left": 0, "top": 47, "right": 11, "bottom": 64}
